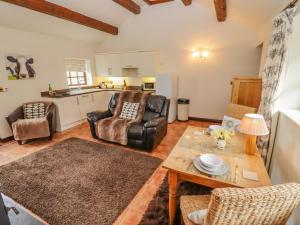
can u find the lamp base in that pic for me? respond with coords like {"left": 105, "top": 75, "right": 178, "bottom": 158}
{"left": 245, "top": 135, "right": 257, "bottom": 155}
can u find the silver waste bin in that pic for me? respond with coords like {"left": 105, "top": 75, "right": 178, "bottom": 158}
{"left": 177, "top": 98, "right": 190, "bottom": 121}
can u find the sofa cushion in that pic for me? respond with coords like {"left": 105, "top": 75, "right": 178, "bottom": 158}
{"left": 119, "top": 102, "right": 140, "bottom": 120}
{"left": 128, "top": 123, "right": 144, "bottom": 139}
{"left": 23, "top": 103, "right": 46, "bottom": 119}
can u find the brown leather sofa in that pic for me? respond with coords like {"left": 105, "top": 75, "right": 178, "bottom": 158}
{"left": 6, "top": 101, "right": 56, "bottom": 144}
{"left": 87, "top": 93, "right": 170, "bottom": 151}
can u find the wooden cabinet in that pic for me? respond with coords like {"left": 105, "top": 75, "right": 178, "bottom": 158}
{"left": 231, "top": 77, "right": 262, "bottom": 109}
{"left": 95, "top": 51, "right": 159, "bottom": 77}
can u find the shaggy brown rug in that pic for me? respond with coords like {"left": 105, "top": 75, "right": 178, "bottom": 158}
{"left": 0, "top": 138, "right": 162, "bottom": 225}
{"left": 139, "top": 177, "right": 212, "bottom": 225}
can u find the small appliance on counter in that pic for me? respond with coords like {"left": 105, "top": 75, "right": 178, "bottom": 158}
{"left": 99, "top": 81, "right": 114, "bottom": 89}
{"left": 142, "top": 82, "right": 156, "bottom": 91}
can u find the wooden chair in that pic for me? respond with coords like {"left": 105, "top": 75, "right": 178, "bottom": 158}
{"left": 226, "top": 103, "right": 257, "bottom": 120}
{"left": 180, "top": 183, "right": 300, "bottom": 225}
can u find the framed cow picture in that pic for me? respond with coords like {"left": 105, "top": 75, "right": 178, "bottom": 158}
{"left": 5, "top": 54, "right": 36, "bottom": 80}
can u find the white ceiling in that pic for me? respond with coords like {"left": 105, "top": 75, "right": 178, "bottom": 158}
{"left": 0, "top": 0, "right": 292, "bottom": 44}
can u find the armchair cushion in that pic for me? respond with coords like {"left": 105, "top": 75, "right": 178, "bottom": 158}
{"left": 23, "top": 102, "right": 47, "bottom": 119}
{"left": 12, "top": 118, "right": 50, "bottom": 141}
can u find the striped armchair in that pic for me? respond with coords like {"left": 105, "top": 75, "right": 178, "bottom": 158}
{"left": 180, "top": 183, "right": 300, "bottom": 225}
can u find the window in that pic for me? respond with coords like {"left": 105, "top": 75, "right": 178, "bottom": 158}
{"left": 65, "top": 58, "right": 91, "bottom": 87}
{"left": 66, "top": 71, "right": 87, "bottom": 86}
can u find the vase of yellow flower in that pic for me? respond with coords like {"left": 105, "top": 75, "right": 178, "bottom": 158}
{"left": 211, "top": 128, "right": 234, "bottom": 150}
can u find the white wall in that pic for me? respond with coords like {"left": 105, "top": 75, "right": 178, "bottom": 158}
{"left": 0, "top": 26, "right": 96, "bottom": 139}
{"left": 270, "top": 110, "right": 300, "bottom": 225}
{"left": 96, "top": 1, "right": 261, "bottom": 120}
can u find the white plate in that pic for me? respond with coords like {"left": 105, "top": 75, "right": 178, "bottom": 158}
{"left": 193, "top": 157, "right": 229, "bottom": 176}
{"left": 200, "top": 154, "right": 224, "bottom": 168}
{"left": 198, "top": 160, "right": 224, "bottom": 173}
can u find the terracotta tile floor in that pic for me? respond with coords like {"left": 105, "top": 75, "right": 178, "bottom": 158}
{"left": 0, "top": 120, "right": 216, "bottom": 225}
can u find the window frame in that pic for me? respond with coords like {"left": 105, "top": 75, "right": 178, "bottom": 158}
{"left": 66, "top": 71, "right": 88, "bottom": 87}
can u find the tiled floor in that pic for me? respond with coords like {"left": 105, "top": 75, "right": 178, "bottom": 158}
{"left": 0, "top": 120, "right": 216, "bottom": 225}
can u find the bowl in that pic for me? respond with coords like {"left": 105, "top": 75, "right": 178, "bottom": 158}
{"left": 200, "top": 154, "right": 223, "bottom": 168}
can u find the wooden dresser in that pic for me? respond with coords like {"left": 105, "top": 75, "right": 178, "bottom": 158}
{"left": 231, "top": 77, "right": 262, "bottom": 109}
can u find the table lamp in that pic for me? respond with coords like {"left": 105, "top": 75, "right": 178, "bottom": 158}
{"left": 239, "top": 114, "right": 269, "bottom": 155}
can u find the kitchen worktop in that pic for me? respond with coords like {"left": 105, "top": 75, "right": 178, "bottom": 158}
{"left": 41, "top": 88, "right": 123, "bottom": 98}
{"left": 41, "top": 88, "right": 155, "bottom": 98}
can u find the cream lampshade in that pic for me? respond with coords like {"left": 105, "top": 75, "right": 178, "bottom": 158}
{"left": 240, "top": 114, "right": 269, "bottom": 155}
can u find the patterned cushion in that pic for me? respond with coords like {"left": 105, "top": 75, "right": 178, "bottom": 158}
{"left": 119, "top": 102, "right": 140, "bottom": 120}
{"left": 222, "top": 115, "right": 241, "bottom": 132}
{"left": 24, "top": 103, "right": 46, "bottom": 119}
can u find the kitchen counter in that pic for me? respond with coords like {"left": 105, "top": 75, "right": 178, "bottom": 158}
{"left": 41, "top": 88, "right": 123, "bottom": 98}
{"left": 41, "top": 87, "right": 155, "bottom": 98}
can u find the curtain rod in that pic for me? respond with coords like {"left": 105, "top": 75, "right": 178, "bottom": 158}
{"left": 282, "top": 0, "right": 298, "bottom": 11}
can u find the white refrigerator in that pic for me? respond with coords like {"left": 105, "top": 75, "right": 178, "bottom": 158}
{"left": 155, "top": 74, "right": 178, "bottom": 123}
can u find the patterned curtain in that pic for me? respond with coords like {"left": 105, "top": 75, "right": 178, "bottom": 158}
{"left": 257, "top": 7, "right": 297, "bottom": 167}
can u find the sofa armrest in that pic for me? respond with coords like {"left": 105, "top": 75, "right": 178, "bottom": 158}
{"left": 87, "top": 110, "right": 113, "bottom": 123}
{"left": 87, "top": 110, "right": 113, "bottom": 139}
{"left": 6, "top": 106, "right": 24, "bottom": 130}
{"left": 46, "top": 103, "right": 56, "bottom": 135}
{"left": 144, "top": 117, "right": 166, "bottom": 128}
{"left": 143, "top": 117, "right": 168, "bottom": 151}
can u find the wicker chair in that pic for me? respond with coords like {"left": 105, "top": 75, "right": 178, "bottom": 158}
{"left": 180, "top": 183, "right": 300, "bottom": 225}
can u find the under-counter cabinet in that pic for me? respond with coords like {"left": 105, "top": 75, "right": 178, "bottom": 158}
{"left": 78, "top": 94, "right": 94, "bottom": 119}
{"left": 44, "top": 91, "right": 116, "bottom": 132}
{"left": 92, "top": 91, "right": 114, "bottom": 111}
{"left": 54, "top": 96, "right": 82, "bottom": 131}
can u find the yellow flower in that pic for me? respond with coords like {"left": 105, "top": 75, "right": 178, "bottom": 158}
{"left": 211, "top": 128, "right": 234, "bottom": 141}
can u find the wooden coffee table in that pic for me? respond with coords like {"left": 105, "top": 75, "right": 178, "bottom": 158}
{"left": 162, "top": 126, "right": 271, "bottom": 225}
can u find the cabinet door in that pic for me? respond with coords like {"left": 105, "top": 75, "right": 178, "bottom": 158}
{"left": 95, "top": 54, "right": 121, "bottom": 76}
{"left": 78, "top": 94, "right": 94, "bottom": 119}
{"left": 56, "top": 96, "right": 81, "bottom": 130}
{"left": 92, "top": 92, "right": 110, "bottom": 111}
{"left": 107, "top": 54, "right": 121, "bottom": 76}
{"left": 95, "top": 55, "right": 108, "bottom": 76}
{"left": 231, "top": 78, "right": 262, "bottom": 109}
{"left": 120, "top": 52, "right": 139, "bottom": 69}
{"left": 137, "top": 52, "right": 158, "bottom": 77}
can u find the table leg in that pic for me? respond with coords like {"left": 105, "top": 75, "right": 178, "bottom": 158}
{"left": 168, "top": 171, "right": 178, "bottom": 225}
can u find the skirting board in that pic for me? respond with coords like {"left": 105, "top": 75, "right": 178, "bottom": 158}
{"left": 188, "top": 117, "right": 222, "bottom": 124}
{"left": 0, "top": 136, "right": 13, "bottom": 143}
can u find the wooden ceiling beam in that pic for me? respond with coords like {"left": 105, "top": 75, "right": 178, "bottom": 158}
{"left": 182, "top": 0, "right": 192, "bottom": 6}
{"left": 214, "top": 0, "right": 227, "bottom": 22}
{"left": 2, "top": 0, "right": 118, "bottom": 35}
{"left": 143, "top": 0, "right": 174, "bottom": 5}
{"left": 113, "top": 0, "right": 141, "bottom": 14}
